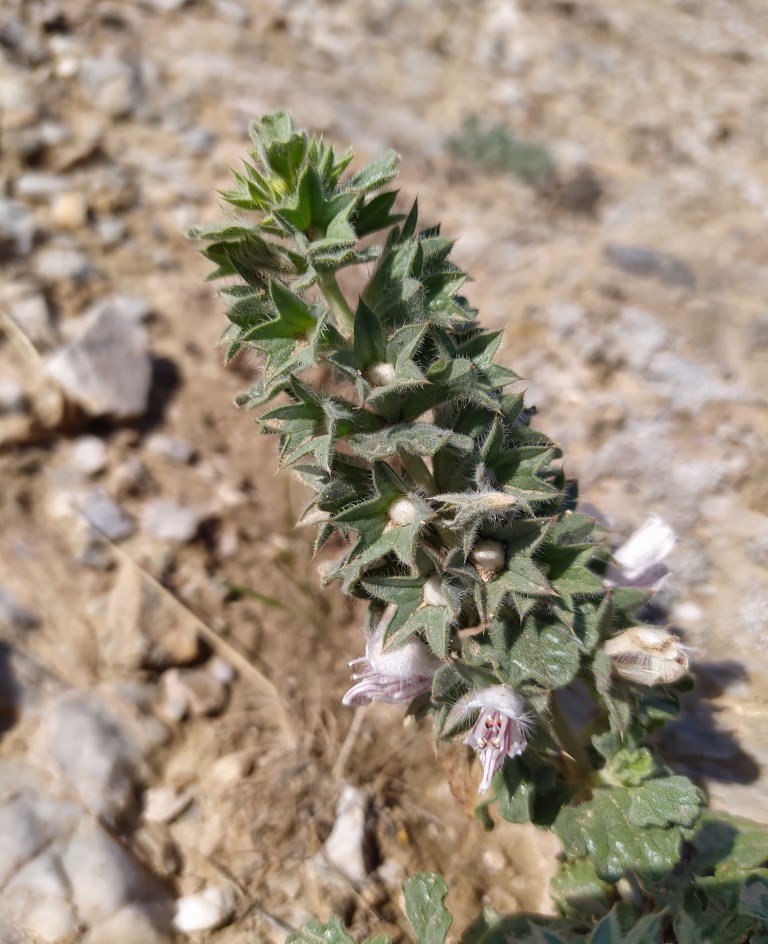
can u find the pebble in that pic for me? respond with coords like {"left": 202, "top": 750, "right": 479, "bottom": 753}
{"left": 3, "top": 849, "right": 79, "bottom": 942}
{"left": 142, "top": 0, "right": 190, "bottom": 11}
{"left": 69, "top": 436, "right": 108, "bottom": 476}
{"left": 81, "top": 904, "right": 173, "bottom": 944}
{"left": 95, "top": 216, "right": 126, "bottom": 246}
{"left": 0, "top": 793, "right": 49, "bottom": 886}
{"left": 15, "top": 172, "right": 67, "bottom": 201}
{"left": 52, "top": 190, "right": 89, "bottom": 229}
{"left": 173, "top": 885, "right": 235, "bottom": 934}
{"left": 8, "top": 291, "right": 54, "bottom": 346}
{"left": 83, "top": 293, "right": 152, "bottom": 326}
{"left": 33, "top": 245, "right": 93, "bottom": 282}
{"left": 110, "top": 456, "right": 150, "bottom": 498}
{"left": 146, "top": 433, "right": 194, "bottom": 463}
{"left": 62, "top": 824, "right": 167, "bottom": 926}
{"left": 105, "top": 561, "right": 200, "bottom": 670}
{"left": 0, "top": 586, "right": 40, "bottom": 630}
{"left": 79, "top": 55, "right": 141, "bottom": 118}
{"left": 208, "top": 751, "right": 254, "bottom": 789}
{"left": 36, "top": 692, "right": 143, "bottom": 823}
{"left": 318, "top": 784, "right": 369, "bottom": 884}
{"left": 47, "top": 308, "right": 153, "bottom": 418}
{"left": 0, "top": 199, "right": 36, "bottom": 257}
{"left": 603, "top": 243, "right": 697, "bottom": 290}
{"left": 161, "top": 667, "right": 229, "bottom": 719}
{"left": 0, "top": 380, "right": 26, "bottom": 415}
{"left": 141, "top": 500, "right": 201, "bottom": 543}
{"left": 79, "top": 489, "right": 135, "bottom": 541}
{"left": 143, "top": 785, "right": 194, "bottom": 824}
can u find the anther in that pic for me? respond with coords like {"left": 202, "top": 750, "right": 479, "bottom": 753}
{"left": 477, "top": 737, "right": 487, "bottom": 748}
{"left": 491, "top": 737, "right": 501, "bottom": 749}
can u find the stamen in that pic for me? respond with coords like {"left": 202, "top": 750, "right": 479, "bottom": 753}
{"left": 491, "top": 737, "right": 500, "bottom": 749}
{"left": 477, "top": 737, "right": 487, "bottom": 748}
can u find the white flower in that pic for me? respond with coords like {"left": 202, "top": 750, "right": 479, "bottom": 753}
{"left": 603, "top": 626, "right": 691, "bottom": 686}
{"left": 604, "top": 515, "right": 676, "bottom": 591}
{"left": 446, "top": 685, "right": 530, "bottom": 794}
{"left": 342, "top": 606, "right": 441, "bottom": 707}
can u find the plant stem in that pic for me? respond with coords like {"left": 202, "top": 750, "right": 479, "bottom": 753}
{"left": 319, "top": 272, "right": 355, "bottom": 338}
{"left": 551, "top": 693, "right": 594, "bottom": 786}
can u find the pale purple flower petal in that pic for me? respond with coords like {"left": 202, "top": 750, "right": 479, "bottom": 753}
{"left": 604, "top": 515, "right": 676, "bottom": 590}
{"left": 446, "top": 685, "right": 529, "bottom": 794}
{"left": 342, "top": 606, "right": 441, "bottom": 708}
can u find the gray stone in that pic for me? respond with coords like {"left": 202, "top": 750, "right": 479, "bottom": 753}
{"left": 0, "top": 199, "right": 36, "bottom": 258}
{"left": 141, "top": 500, "right": 200, "bottom": 542}
{"left": 47, "top": 309, "right": 152, "bottom": 418}
{"left": 79, "top": 56, "right": 141, "bottom": 118}
{"left": 0, "top": 586, "right": 40, "bottom": 630}
{"left": 0, "top": 380, "right": 26, "bottom": 415}
{"left": 33, "top": 245, "right": 93, "bottom": 283}
{"left": 604, "top": 243, "right": 697, "bottom": 289}
{"left": 0, "top": 793, "right": 49, "bottom": 886}
{"left": 94, "top": 216, "right": 126, "bottom": 246}
{"left": 141, "top": 0, "right": 190, "bottom": 11}
{"left": 80, "top": 489, "right": 135, "bottom": 541}
{"left": 83, "top": 294, "right": 153, "bottom": 326}
{"left": 69, "top": 436, "right": 108, "bottom": 477}
{"left": 36, "top": 692, "right": 143, "bottom": 823}
{"left": 145, "top": 433, "right": 194, "bottom": 464}
{"left": 8, "top": 292, "right": 54, "bottom": 346}
{"left": 3, "top": 849, "right": 79, "bottom": 944}
{"left": 62, "top": 824, "right": 168, "bottom": 926}
{"left": 15, "top": 173, "right": 68, "bottom": 201}
{"left": 81, "top": 904, "right": 173, "bottom": 944}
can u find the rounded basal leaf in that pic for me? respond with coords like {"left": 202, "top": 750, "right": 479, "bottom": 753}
{"left": 402, "top": 872, "right": 453, "bottom": 944}
{"left": 554, "top": 776, "right": 703, "bottom": 883}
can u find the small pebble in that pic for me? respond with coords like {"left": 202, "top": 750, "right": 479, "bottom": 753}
{"left": 76, "top": 489, "right": 135, "bottom": 541}
{"left": 0, "top": 381, "right": 26, "bottom": 415}
{"left": 141, "top": 500, "right": 200, "bottom": 543}
{"left": 51, "top": 191, "right": 88, "bottom": 229}
{"left": 8, "top": 292, "right": 53, "bottom": 346}
{"left": 146, "top": 433, "right": 194, "bottom": 464}
{"left": 143, "top": 786, "right": 194, "bottom": 824}
{"left": 161, "top": 667, "right": 228, "bottom": 719}
{"left": 33, "top": 245, "right": 92, "bottom": 282}
{"left": 173, "top": 886, "right": 235, "bottom": 934}
{"left": 70, "top": 436, "right": 108, "bottom": 476}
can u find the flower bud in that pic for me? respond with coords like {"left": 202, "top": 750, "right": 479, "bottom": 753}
{"left": 423, "top": 573, "right": 448, "bottom": 607}
{"left": 604, "top": 626, "right": 690, "bottom": 685}
{"left": 366, "top": 361, "right": 396, "bottom": 387}
{"left": 388, "top": 496, "right": 419, "bottom": 526}
{"left": 470, "top": 539, "right": 506, "bottom": 577}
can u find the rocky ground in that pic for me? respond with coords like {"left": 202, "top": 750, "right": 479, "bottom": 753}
{"left": 1, "top": 0, "right": 767, "bottom": 941}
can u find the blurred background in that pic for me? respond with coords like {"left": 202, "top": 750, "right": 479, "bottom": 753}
{"left": 1, "top": 0, "right": 766, "bottom": 941}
